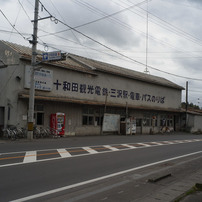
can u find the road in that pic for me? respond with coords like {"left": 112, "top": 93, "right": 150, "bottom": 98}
{"left": 0, "top": 133, "right": 202, "bottom": 202}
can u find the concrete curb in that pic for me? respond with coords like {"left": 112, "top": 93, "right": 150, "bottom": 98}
{"left": 173, "top": 183, "right": 202, "bottom": 202}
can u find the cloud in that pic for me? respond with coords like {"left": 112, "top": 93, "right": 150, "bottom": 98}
{"left": 187, "top": 0, "right": 202, "bottom": 6}
{"left": 41, "top": 0, "right": 141, "bottom": 49}
{"left": 1, "top": 0, "right": 202, "bottom": 106}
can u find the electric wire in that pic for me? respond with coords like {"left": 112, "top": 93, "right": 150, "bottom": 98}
{"left": 8, "top": 0, "right": 23, "bottom": 41}
{"left": 0, "top": 9, "right": 28, "bottom": 41}
{"left": 38, "top": 0, "right": 202, "bottom": 61}
{"left": 38, "top": 0, "right": 150, "bottom": 38}
{"left": 2, "top": 0, "right": 202, "bottom": 82}
{"left": 114, "top": 0, "right": 202, "bottom": 53}
{"left": 159, "top": 0, "right": 202, "bottom": 11}
{"left": 18, "top": 0, "right": 32, "bottom": 22}
{"left": 37, "top": 0, "right": 202, "bottom": 82}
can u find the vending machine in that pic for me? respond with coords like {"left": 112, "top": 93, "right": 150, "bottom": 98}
{"left": 50, "top": 112, "right": 65, "bottom": 136}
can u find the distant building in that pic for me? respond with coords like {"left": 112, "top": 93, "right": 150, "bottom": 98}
{"left": 0, "top": 40, "right": 184, "bottom": 136}
{"left": 181, "top": 108, "right": 202, "bottom": 133}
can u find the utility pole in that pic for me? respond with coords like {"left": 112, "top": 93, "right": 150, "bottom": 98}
{"left": 144, "top": 0, "right": 150, "bottom": 74}
{"left": 185, "top": 81, "right": 188, "bottom": 129}
{"left": 27, "top": 0, "right": 39, "bottom": 140}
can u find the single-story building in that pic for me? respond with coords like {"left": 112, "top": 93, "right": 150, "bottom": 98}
{"left": 0, "top": 40, "right": 184, "bottom": 136}
{"left": 180, "top": 108, "right": 202, "bottom": 133}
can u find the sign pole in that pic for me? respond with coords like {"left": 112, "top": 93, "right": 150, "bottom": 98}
{"left": 27, "top": 0, "right": 39, "bottom": 140}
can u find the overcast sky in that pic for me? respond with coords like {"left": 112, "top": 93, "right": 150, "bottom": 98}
{"left": 1, "top": 0, "right": 202, "bottom": 107}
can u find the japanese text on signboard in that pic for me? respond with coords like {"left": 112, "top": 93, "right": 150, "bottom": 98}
{"left": 53, "top": 80, "right": 165, "bottom": 104}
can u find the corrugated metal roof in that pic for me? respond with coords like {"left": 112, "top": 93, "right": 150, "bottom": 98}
{"left": 68, "top": 53, "right": 184, "bottom": 90}
{"left": 2, "top": 40, "right": 184, "bottom": 90}
{"left": 1, "top": 40, "right": 94, "bottom": 75}
{"left": 2, "top": 40, "right": 35, "bottom": 57}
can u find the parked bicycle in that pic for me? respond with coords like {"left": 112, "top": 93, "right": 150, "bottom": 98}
{"left": 45, "top": 127, "right": 60, "bottom": 138}
{"left": 2, "top": 128, "right": 16, "bottom": 140}
{"left": 1, "top": 125, "right": 62, "bottom": 140}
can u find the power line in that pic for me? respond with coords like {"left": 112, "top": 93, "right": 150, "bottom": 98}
{"left": 37, "top": 1, "right": 202, "bottom": 82}
{"left": 39, "top": 0, "right": 202, "bottom": 63}
{"left": 139, "top": 7, "right": 202, "bottom": 47}
{"left": 18, "top": 0, "right": 33, "bottom": 22}
{"left": 49, "top": 0, "right": 92, "bottom": 59}
{"left": 0, "top": 9, "right": 28, "bottom": 41}
{"left": 38, "top": 0, "right": 150, "bottom": 38}
{"left": 159, "top": 0, "right": 202, "bottom": 11}
{"left": 0, "top": 28, "right": 31, "bottom": 36}
{"left": 114, "top": 0, "right": 202, "bottom": 55}
{"left": 8, "top": 0, "right": 23, "bottom": 41}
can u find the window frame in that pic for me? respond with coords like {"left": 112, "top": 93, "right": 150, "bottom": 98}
{"left": 34, "top": 104, "right": 44, "bottom": 126}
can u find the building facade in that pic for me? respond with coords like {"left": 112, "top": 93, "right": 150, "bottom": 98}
{"left": 0, "top": 41, "right": 184, "bottom": 136}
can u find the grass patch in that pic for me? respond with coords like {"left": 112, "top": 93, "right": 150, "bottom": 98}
{"left": 174, "top": 183, "right": 202, "bottom": 202}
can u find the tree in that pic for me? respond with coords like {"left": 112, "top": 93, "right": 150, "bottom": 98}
{"left": 181, "top": 102, "right": 200, "bottom": 110}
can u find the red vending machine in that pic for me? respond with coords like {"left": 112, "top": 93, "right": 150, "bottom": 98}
{"left": 50, "top": 112, "right": 65, "bottom": 136}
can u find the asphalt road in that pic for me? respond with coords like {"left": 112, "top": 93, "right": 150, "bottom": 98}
{"left": 0, "top": 133, "right": 202, "bottom": 202}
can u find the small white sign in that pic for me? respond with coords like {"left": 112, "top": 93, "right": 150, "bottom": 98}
{"left": 24, "top": 65, "right": 53, "bottom": 91}
{"left": 22, "top": 115, "right": 27, "bottom": 121}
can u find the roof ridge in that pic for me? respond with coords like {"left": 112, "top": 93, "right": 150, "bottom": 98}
{"left": 1, "top": 41, "right": 184, "bottom": 90}
{"left": 68, "top": 53, "right": 184, "bottom": 90}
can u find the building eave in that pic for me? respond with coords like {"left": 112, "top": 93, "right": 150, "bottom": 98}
{"left": 19, "top": 92, "right": 181, "bottom": 113}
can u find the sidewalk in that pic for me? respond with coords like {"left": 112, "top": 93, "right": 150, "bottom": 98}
{"left": 140, "top": 169, "right": 202, "bottom": 202}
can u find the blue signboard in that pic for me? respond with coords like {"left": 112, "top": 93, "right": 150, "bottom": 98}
{"left": 42, "top": 51, "right": 61, "bottom": 61}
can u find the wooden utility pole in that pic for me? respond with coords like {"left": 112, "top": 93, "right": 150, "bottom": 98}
{"left": 27, "top": 0, "right": 39, "bottom": 140}
{"left": 185, "top": 81, "right": 188, "bottom": 129}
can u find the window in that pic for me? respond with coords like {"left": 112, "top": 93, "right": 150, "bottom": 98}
{"left": 34, "top": 104, "right": 44, "bottom": 126}
{"left": 160, "top": 115, "right": 166, "bottom": 126}
{"left": 160, "top": 115, "right": 173, "bottom": 127}
{"left": 95, "top": 116, "right": 101, "bottom": 126}
{"left": 82, "top": 116, "right": 88, "bottom": 125}
{"left": 151, "top": 115, "right": 158, "bottom": 127}
{"left": 36, "top": 113, "right": 44, "bottom": 125}
{"left": 167, "top": 115, "right": 173, "bottom": 127}
{"left": 82, "top": 107, "right": 103, "bottom": 126}
{"left": 82, "top": 108, "right": 94, "bottom": 125}
{"left": 143, "top": 115, "right": 150, "bottom": 126}
{"left": 136, "top": 119, "right": 142, "bottom": 127}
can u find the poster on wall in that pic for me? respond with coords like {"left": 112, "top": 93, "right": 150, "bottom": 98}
{"left": 126, "top": 118, "right": 131, "bottom": 135}
{"left": 125, "top": 117, "right": 136, "bottom": 135}
{"left": 24, "top": 65, "right": 53, "bottom": 91}
{"left": 102, "top": 113, "right": 120, "bottom": 133}
{"left": 131, "top": 117, "right": 136, "bottom": 134}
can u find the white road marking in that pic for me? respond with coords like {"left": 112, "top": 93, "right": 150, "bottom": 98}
{"left": 101, "top": 197, "right": 108, "bottom": 201}
{"left": 174, "top": 140, "right": 185, "bottom": 143}
{"left": 11, "top": 150, "right": 202, "bottom": 202}
{"left": 151, "top": 142, "right": 163, "bottom": 145}
{"left": 82, "top": 147, "right": 98, "bottom": 154}
{"left": 57, "top": 149, "right": 72, "bottom": 158}
{"left": 193, "top": 139, "right": 201, "bottom": 142}
{"left": 23, "top": 151, "right": 36, "bottom": 163}
{"left": 0, "top": 139, "right": 201, "bottom": 168}
{"left": 121, "top": 144, "right": 136, "bottom": 149}
{"left": 137, "top": 143, "right": 151, "bottom": 147}
{"left": 1, "top": 139, "right": 202, "bottom": 156}
{"left": 104, "top": 145, "right": 119, "bottom": 151}
{"left": 184, "top": 140, "right": 193, "bottom": 143}
{"left": 163, "top": 141, "right": 175, "bottom": 144}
